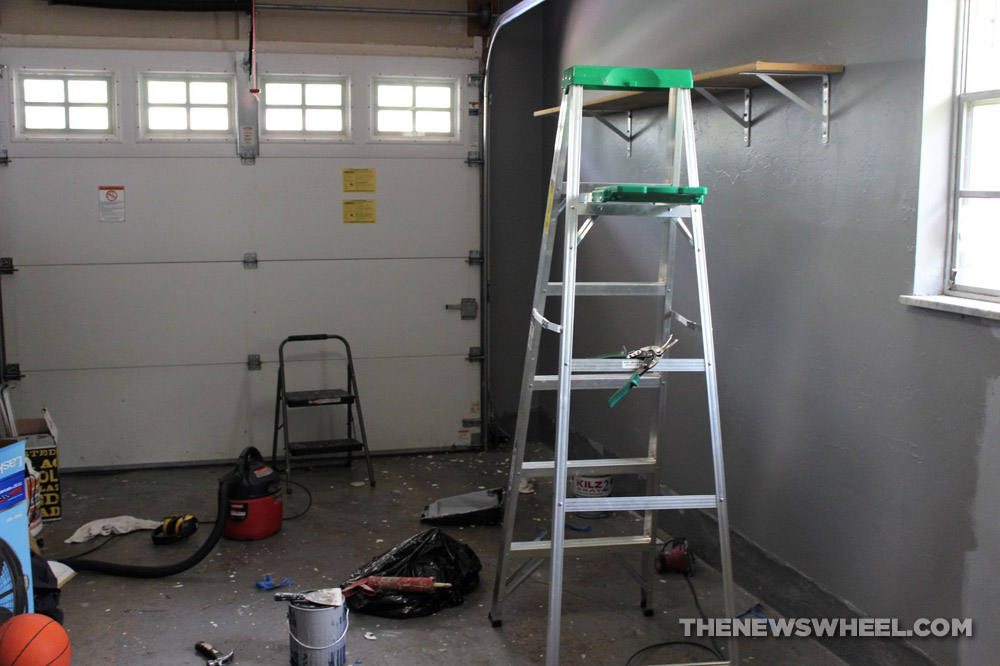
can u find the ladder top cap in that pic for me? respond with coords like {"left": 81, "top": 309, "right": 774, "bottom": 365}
{"left": 562, "top": 66, "right": 693, "bottom": 92}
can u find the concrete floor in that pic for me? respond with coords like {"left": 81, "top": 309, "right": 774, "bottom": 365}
{"left": 40, "top": 449, "right": 850, "bottom": 666}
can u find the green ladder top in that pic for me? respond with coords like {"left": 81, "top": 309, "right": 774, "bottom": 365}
{"left": 590, "top": 184, "right": 707, "bottom": 205}
{"left": 562, "top": 65, "right": 693, "bottom": 92}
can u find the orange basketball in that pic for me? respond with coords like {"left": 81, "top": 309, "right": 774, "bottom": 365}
{"left": 0, "top": 613, "right": 71, "bottom": 666}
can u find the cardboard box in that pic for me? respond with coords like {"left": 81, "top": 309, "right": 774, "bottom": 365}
{"left": 16, "top": 410, "right": 61, "bottom": 522}
{"left": 0, "top": 437, "right": 35, "bottom": 614}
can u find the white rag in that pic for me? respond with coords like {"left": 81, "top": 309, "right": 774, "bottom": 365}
{"left": 65, "top": 515, "right": 162, "bottom": 544}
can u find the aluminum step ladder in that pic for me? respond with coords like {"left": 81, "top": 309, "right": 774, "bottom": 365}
{"left": 488, "top": 66, "right": 738, "bottom": 666}
{"left": 271, "top": 334, "right": 375, "bottom": 488}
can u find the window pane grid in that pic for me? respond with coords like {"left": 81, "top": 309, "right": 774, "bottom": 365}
{"left": 18, "top": 73, "right": 114, "bottom": 135}
{"left": 261, "top": 78, "right": 346, "bottom": 136}
{"left": 374, "top": 79, "right": 455, "bottom": 137}
{"left": 143, "top": 76, "right": 231, "bottom": 133}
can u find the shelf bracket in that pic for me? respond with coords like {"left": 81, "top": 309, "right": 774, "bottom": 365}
{"left": 749, "top": 73, "right": 831, "bottom": 144}
{"left": 694, "top": 87, "right": 751, "bottom": 146}
{"left": 588, "top": 111, "right": 633, "bottom": 157}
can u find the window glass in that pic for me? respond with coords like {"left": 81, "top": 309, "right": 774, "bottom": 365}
{"left": 68, "top": 106, "right": 109, "bottom": 130}
{"left": 415, "top": 86, "right": 451, "bottom": 108}
{"left": 377, "top": 109, "right": 413, "bottom": 132}
{"left": 965, "top": 0, "right": 1000, "bottom": 93}
{"left": 265, "top": 82, "right": 302, "bottom": 106}
{"left": 23, "top": 79, "right": 65, "bottom": 103}
{"left": 305, "top": 108, "right": 342, "bottom": 132}
{"left": 377, "top": 85, "right": 413, "bottom": 107}
{"left": 68, "top": 80, "right": 108, "bottom": 104}
{"left": 305, "top": 83, "right": 341, "bottom": 106}
{"left": 964, "top": 101, "right": 1000, "bottom": 191}
{"left": 148, "top": 80, "right": 186, "bottom": 104}
{"left": 24, "top": 106, "right": 66, "bottom": 130}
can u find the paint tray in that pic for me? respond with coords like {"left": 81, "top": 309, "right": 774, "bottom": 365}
{"left": 419, "top": 487, "right": 505, "bottom": 526}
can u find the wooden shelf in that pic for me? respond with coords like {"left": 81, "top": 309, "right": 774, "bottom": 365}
{"left": 534, "top": 61, "right": 844, "bottom": 117}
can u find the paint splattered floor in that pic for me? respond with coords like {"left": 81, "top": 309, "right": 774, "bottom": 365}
{"left": 40, "top": 449, "right": 849, "bottom": 665}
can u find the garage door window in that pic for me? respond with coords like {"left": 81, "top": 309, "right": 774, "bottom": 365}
{"left": 13, "top": 70, "right": 117, "bottom": 140}
{"left": 260, "top": 76, "right": 348, "bottom": 139}
{"left": 139, "top": 73, "right": 233, "bottom": 139}
{"left": 373, "top": 77, "right": 456, "bottom": 139}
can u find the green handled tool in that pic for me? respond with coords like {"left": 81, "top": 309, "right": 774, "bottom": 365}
{"left": 608, "top": 336, "right": 678, "bottom": 408}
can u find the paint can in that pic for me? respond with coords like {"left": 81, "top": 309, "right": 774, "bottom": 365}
{"left": 287, "top": 594, "right": 348, "bottom": 666}
{"left": 573, "top": 474, "right": 612, "bottom": 518}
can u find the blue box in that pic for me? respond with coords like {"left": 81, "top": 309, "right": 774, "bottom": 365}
{"left": 0, "top": 438, "right": 34, "bottom": 616}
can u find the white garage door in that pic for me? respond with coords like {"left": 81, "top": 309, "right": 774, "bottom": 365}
{"left": 0, "top": 48, "right": 482, "bottom": 469}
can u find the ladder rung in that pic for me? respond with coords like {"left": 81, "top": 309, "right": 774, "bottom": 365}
{"left": 545, "top": 282, "right": 667, "bottom": 297}
{"left": 287, "top": 438, "right": 364, "bottom": 456}
{"left": 571, "top": 358, "right": 705, "bottom": 373}
{"left": 510, "top": 535, "right": 652, "bottom": 554}
{"left": 522, "top": 457, "right": 656, "bottom": 476}
{"left": 564, "top": 495, "right": 718, "bottom": 512}
{"left": 532, "top": 366, "right": 704, "bottom": 390}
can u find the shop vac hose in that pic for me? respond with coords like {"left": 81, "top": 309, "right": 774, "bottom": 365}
{"left": 60, "top": 472, "right": 239, "bottom": 578}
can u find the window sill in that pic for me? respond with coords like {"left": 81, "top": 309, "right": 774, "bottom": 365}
{"left": 900, "top": 294, "right": 1000, "bottom": 321}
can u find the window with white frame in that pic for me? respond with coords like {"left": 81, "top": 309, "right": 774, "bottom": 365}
{"left": 260, "top": 76, "right": 348, "bottom": 138}
{"left": 948, "top": 0, "right": 1000, "bottom": 299}
{"left": 13, "top": 70, "right": 116, "bottom": 139}
{"left": 373, "top": 77, "right": 457, "bottom": 138}
{"left": 139, "top": 73, "right": 233, "bottom": 138}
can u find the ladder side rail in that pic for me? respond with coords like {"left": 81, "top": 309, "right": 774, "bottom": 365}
{"left": 641, "top": 216, "right": 680, "bottom": 615}
{"left": 667, "top": 86, "right": 682, "bottom": 187}
{"left": 680, "top": 87, "right": 739, "bottom": 666}
{"left": 545, "top": 81, "right": 585, "bottom": 666}
{"left": 641, "top": 85, "right": 682, "bottom": 615}
{"left": 343, "top": 337, "right": 376, "bottom": 487}
{"left": 271, "top": 362, "right": 286, "bottom": 470}
{"left": 489, "top": 92, "right": 572, "bottom": 626}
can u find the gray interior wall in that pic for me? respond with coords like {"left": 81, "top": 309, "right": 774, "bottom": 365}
{"left": 488, "top": 2, "right": 1000, "bottom": 665}
{"left": 487, "top": 3, "right": 546, "bottom": 418}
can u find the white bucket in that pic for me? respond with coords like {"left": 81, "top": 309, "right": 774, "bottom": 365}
{"left": 288, "top": 596, "right": 349, "bottom": 666}
{"left": 573, "top": 475, "right": 612, "bottom": 518}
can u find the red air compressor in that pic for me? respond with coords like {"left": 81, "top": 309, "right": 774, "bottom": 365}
{"left": 224, "top": 446, "right": 283, "bottom": 540}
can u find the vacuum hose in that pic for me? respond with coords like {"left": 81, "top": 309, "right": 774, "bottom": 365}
{"left": 60, "top": 473, "right": 239, "bottom": 578}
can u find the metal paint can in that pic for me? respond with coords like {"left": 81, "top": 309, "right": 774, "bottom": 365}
{"left": 287, "top": 595, "right": 348, "bottom": 666}
{"left": 573, "top": 474, "right": 612, "bottom": 518}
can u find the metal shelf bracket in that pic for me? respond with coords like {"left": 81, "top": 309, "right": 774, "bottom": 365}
{"left": 694, "top": 87, "right": 751, "bottom": 146}
{"left": 588, "top": 111, "right": 634, "bottom": 157}
{"left": 749, "top": 72, "right": 831, "bottom": 144}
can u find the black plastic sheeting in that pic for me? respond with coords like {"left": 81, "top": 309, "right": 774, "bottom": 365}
{"left": 342, "top": 528, "right": 481, "bottom": 619}
{"left": 48, "top": 1, "right": 250, "bottom": 11}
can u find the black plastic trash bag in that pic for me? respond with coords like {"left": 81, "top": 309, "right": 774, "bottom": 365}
{"left": 342, "top": 528, "right": 481, "bottom": 619}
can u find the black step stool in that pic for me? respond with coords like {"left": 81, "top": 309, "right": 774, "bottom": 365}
{"left": 271, "top": 334, "right": 375, "bottom": 487}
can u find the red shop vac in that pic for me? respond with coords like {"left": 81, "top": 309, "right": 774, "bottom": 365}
{"left": 224, "top": 446, "right": 283, "bottom": 541}
{"left": 61, "top": 447, "right": 281, "bottom": 578}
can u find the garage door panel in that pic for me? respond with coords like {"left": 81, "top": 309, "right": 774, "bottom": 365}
{"left": 243, "top": 158, "right": 478, "bottom": 260}
{"left": 10, "top": 365, "right": 252, "bottom": 469}
{"left": 0, "top": 158, "right": 251, "bottom": 265}
{"left": 13, "top": 264, "right": 249, "bottom": 370}
{"left": 246, "top": 356, "right": 480, "bottom": 456}
{"left": 249, "top": 258, "right": 479, "bottom": 360}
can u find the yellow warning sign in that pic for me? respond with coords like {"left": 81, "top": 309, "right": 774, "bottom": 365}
{"left": 343, "top": 199, "right": 376, "bottom": 223}
{"left": 343, "top": 168, "right": 376, "bottom": 192}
